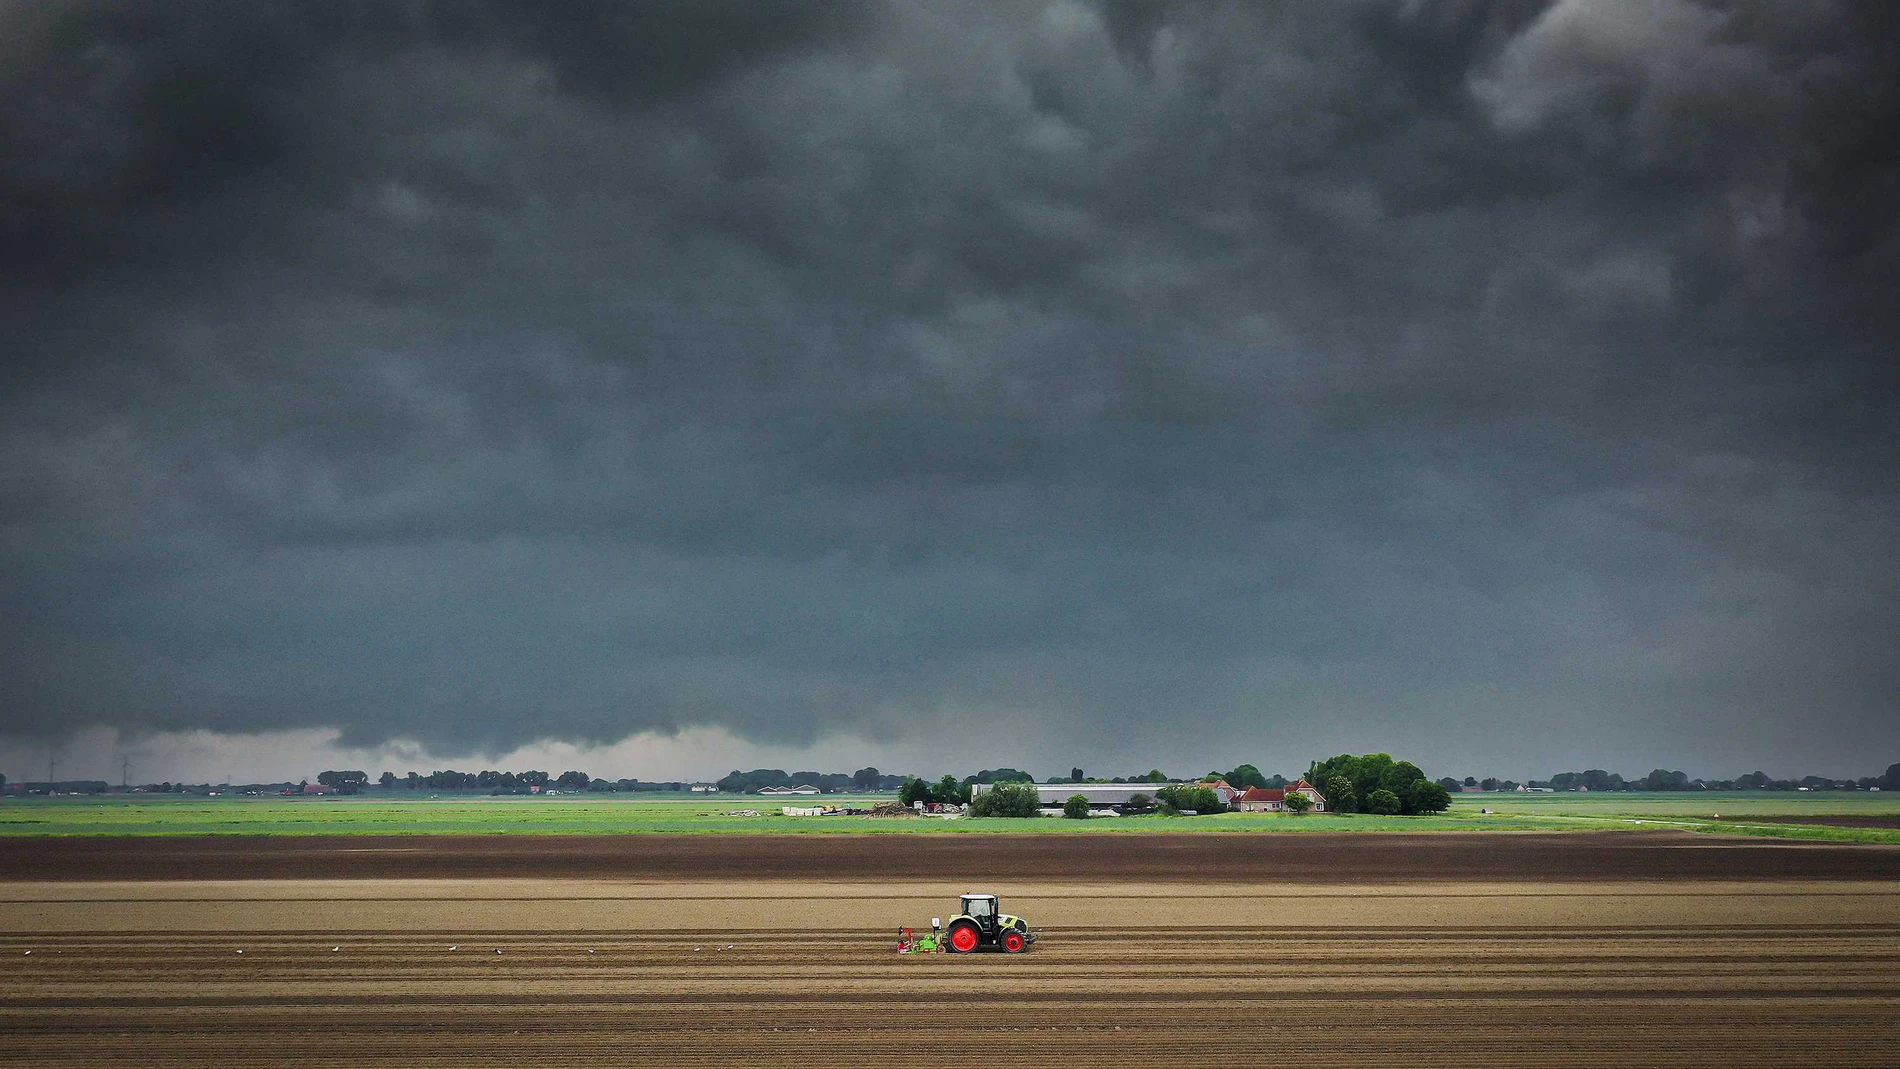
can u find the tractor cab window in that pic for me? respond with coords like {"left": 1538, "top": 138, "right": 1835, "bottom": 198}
{"left": 963, "top": 896, "right": 994, "bottom": 918}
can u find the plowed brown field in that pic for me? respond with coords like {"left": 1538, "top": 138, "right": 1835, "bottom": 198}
{"left": 8, "top": 829, "right": 1900, "bottom": 881}
{"left": 4, "top": 838, "right": 1899, "bottom": 1067}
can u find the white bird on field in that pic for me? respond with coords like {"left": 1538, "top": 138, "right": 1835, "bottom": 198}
{"left": 235, "top": 950, "right": 243, "bottom": 955}
{"left": 449, "top": 945, "right": 457, "bottom": 951}
{"left": 331, "top": 947, "right": 340, "bottom": 952}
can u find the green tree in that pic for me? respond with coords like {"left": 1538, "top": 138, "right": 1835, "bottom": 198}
{"left": 964, "top": 768, "right": 1034, "bottom": 785}
{"left": 1366, "top": 789, "right": 1402, "bottom": 815}
{"left": 1062, "top": 794, "right": 1091, "bottom": 819}
{"left": 317, "top": 770, "right": 368, "bottom": 794}
{"left": 1326, "top": 774, "right": 1357, "bottom": 814}
{"left": 936, "top": 774, "right": 969, "bottom": 806}
{"left": 899, "top": 777, "right": 932, "bottom": 808}
{"left": 969, "top": 781, "right": 1041, "bottom": 817}
{"left": 1282, "top": 790, "right": 1313, "bottom": 813}
{"left": 556, "top": 771, "right": 590, "bottom": 790}
{"left": 852, "top": 766, "right": 881, "bottom": 791}
{"left": 1406, "top": 780, "right": 1451, "bottom": 814}
{"left": 1071, "top": 767, "right": 1085, "bottom": 782}
{"left": 1379, "top": 759, "right": 1423, "bottom": 797}
{"left": 378, "top": 772, "right": 396, "bottom": 789}
{"left": 1156, "top": 784, "right": 1224, "bottom": 814}
{"left": 1124, "top": 793, "right": 1153, "bottom": 814}
{"left": 1224, "top": 764, "right": 1270, "bottom": 790}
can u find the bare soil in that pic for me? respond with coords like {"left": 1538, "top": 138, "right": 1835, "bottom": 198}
{"left": 3, "top": 878, "right": 1898, "bottom": 1068}
{"left": 6, "top": 830, "right": 1900, "bottom": 881}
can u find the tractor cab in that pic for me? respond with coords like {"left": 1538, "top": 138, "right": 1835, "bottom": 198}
{"left": 946, "top": 893, "right": 1035, "bottom": 953}
{"left": 960, "top": 894, "right": 997, "bottom": 931}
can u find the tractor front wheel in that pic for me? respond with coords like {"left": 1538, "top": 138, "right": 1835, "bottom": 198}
{"left": 947, "top": 922, "right": 979, "bottom": 953}
{"left": 1002, "top": 931, "right": 1026, "bottom": 953}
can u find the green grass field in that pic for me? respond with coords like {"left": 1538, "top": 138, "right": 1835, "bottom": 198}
{"left": 2, "top": 790, "right": 1897, "bottom": 840}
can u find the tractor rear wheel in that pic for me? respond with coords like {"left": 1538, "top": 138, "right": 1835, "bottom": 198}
{"left": 1002, "top": 931, "right": 1026, "bottom": 953}
{"left": 947, "top": 922, "right": 979, "bottom": 953}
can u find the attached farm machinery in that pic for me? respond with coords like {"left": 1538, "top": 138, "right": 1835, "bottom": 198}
{"left": 897, "top": 893, "right": 1036, "bottom": 954}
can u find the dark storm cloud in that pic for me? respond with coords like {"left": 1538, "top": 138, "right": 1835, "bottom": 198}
{"left": 2, "top": 0, "right": 1897, "bottom": 773}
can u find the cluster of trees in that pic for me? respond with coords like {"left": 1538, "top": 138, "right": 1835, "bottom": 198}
{"left": 964, "top": 767, "right": 1034, "bottom": 784}
{"left": 716, "top": 768, "right": 908, "bottom": 793}
{"left": 898, "top": 775, "right": 971, "bottom": 807}
{"left": 970, "top": 781, "right": 1042, "bottom": 817}
{"left": 1306, "top": 754, "right": 1451, "bottom": 815}
{"left": 1155, "top": 783, "right": 1223, "bottom": 814}
{"left": 1213, "top": 764, "right": 1289, "bottom": 790}
{"left": 317, "top": 771, "right": 370, "bottom": 793}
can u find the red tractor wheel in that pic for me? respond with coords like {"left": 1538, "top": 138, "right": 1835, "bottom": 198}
{"left": 1002, "top": 931, "right": 1026, "bottom": 953}
{"left": 947, "top": 922, "right": 979, "bottom": 953}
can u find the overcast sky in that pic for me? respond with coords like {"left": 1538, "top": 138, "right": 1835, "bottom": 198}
{"left": 3, "top": 0, "right": 1897, "bottom": 785}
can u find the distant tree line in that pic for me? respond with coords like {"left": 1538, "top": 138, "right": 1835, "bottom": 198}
{"left": 1044, "top": 768, "right": 1172, "bottom": 785}
{"left": 1, "top": 779, "right": 111, "bottom": 794}
{"left": 1439, "top": 764, "right": 1900, "bottom": 792}
{"left": 716, "top": 768, "right": 909, "bottom": 793}
{"left": 362, "top": 769, "right": 555, "bottom": 793}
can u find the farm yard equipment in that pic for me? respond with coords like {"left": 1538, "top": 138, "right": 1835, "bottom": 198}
{"left": 896, "top": 926, "right": 945, "bottom": 953}
{"left": 897, "top": 893, "right": 1036, "bottom": 954}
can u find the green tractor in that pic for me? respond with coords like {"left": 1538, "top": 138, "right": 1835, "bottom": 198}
{"left": 944, "top": 893, "right": 1035, "bottom": 953}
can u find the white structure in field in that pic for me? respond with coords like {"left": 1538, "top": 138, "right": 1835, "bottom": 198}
{"left": 969, "top": 782, "right": 1241, "bottom": 808}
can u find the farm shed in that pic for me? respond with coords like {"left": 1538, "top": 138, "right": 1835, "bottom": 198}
{"left": 970, "top": 783, "right": 1203, "bottom": 809}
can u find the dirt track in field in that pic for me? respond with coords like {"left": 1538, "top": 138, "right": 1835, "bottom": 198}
{"left": 3, "top": 877, "right": 1899, "bottom": 1068}
{"left": 8, "top": 829, "right": 1900, "bottom": 881}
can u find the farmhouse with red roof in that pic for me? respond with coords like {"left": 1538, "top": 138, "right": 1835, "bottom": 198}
{"left": 1233, "top": 779, "right": 1327, "bottom": 812}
